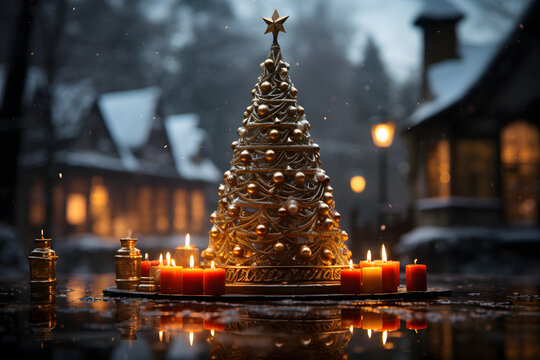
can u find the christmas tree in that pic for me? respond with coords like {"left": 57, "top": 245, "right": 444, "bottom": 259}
{"left": 202, "top": 10, "right": 351, "bottom": 289}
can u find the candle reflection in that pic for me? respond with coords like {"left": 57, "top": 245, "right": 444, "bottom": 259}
{"left": 189, "top": 331, "right": 194, "bottom": 346}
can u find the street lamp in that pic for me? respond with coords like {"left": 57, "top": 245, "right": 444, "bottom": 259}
{"left": 350, "top": 175, "right": 366, "bottom": 194}
{"left": 370, "top": 118, "right": 396, "bottom": 232}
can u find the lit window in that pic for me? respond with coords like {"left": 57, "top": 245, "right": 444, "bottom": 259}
{"left": 426, "top": 139, "right": 450, "bottom": 197}
{"left": 454, "top": 139, "right": 496, "bottom": 198}
{"left": 138, "top": 186, "right": 153, "bottom": 233}
{"left": 155, "top": 188, "right": 169, "bottom": 233}
{"left": 174, "top": 189, "right": 188, "bottom": 232}
{"left": 90, "top": 176, "right": 111, "bottom": 235}
{"left": 501, "top": 120, "right": 540, "bottom": 225}
{"left": 29, "top": 179, "right": 46, "bottom": 225}
{"left": 66, "top": 193, "right": 87, "bottom": 225}
{"left": 191, "top": 189, "right": 205, "bottom": 233}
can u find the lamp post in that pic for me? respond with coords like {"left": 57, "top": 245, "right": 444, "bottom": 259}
{"left": 370, "top": 119, "right": 395, "bottom": 234}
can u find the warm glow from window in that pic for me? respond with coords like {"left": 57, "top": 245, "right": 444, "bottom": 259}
{"left": 156, "top": 187, "right": 169, "bottom": 233}
{"left": 138, "top": 186, "right": 152, "bottom": 233}
{"left": 371, "top": 122, "right": 395, "bottom": 148}
{"left": 66, "top": 193, "right": 87, "bottom": 225}
{"left": 174, "top": 189, "right": 188, "bottom": 232}
{"left": 191, "top": 190, "right": 205, "bottom": 233}
{"left": 350, "top": 175, "right": 366, "bottom": 193}
{"left": 29, "top": 179, "right": 46, "bottom": 225}
{"left": 90, "top": 178, "right": 110, "bottom": 235}
{"left": 426, "top": 139, "right": 451, "bottom": 198}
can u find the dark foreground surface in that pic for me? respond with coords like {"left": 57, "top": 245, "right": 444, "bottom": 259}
{"left": 1, "top": 273, "right": 539, "bottom": 359}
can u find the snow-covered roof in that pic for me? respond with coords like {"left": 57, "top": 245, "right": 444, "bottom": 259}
{"left": 408, "top": 43, "right": 499, "bottom": 127}
{"left": 415, "top": 0, "right": 463, "bottom": 23}
{"left": 165, "top": 113, "right": 220, "bottom": 182}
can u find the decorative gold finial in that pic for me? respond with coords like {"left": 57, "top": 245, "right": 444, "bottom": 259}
{"left": 263, "top": 9, "right": 289, "bottom": 44}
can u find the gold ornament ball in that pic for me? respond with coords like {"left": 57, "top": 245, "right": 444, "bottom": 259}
{"left": 313, "top": 143, "right": 320, "bottom": 153}
{"left": 287, "top": 106, "right": 297, "bottom": 117}
{"left": 227, "top": 204, "right": 239, "bottom": 217}
{"left": 255, "top": 224, "right": 268, "bottom": 236}
{"left": 269, "top": 129, "right": 280, "bottom": 140}
{"left": 272, "top": 171, "right": 285, "bottom": 184}
{"left": 321, "top": 248, "right": 333, "bottom": 261}
{"left": 299, "top": 245, "right": 312, "bottom": 259}
{"left": 260, "top": 81, "right": 272, "bottom": 93}
{"left": 231, "top": 141, "right": 238, "bottom": 150}
{"left": 274, "top": 242, "right": 285, "bottom": 253}
{"left": 318, "top": 202, "right": 330, "bottom": 216}
{"left": 316, "top": 171, "right": 326, "bottom": 182}
{"left": 264, "top": 58, "right": 274, "bottom": 70}
{"left": 217, "top": 184, "right": 225, "bottom": 197}
{"left": 251, "top": 88, "right": 256, "bottom": 96}
{"left": 333, "top": 211, "right": 341, "bottom": 222}
{"left": 322, "top": 175, "right": 330, "bottom": 185}
{"left": 226, "top": 174, "right": 236, "bottom": 185}
{"left": 243, "top": 111, "right": 248, "bottom": 119}
{"left": 326, "top": 185, "right": 334, "bottom": 194}
{"left": 293, "top": 128, "right": 303, "bottom": 141}
{"left": 324, "top": 218, "right": 334, "bottom": 231}
{"left": 204, "top": 247, "right": 216, "bottom": 261}
{"left": 247, "top": 183, "right": 258, "bottom": 194}
{"left": 280, "top": 67, "right": 289, "bottom": 76}
{"left": 280, "top": 81, "right": 288, "bottom": 91}
{"left": 233, "top": 245, "right": 244, "bottom": 257}
{"left": 210, "top": 226, "right": 219, "bottom": 238}
{"left": 210, "top": 211, "right": 217, "bottom": 223}
{"left": 257, "top": 104, "right": 269, "bottom": 116}
{"left": 290, "top": 87, "right": 298, "bottom": 97}
{"left": 294, "top": 172, "right": 305, "bottom": 184}
{"left": 298, "top": 106, "right": 305, "bottom": 116}
{"left": 323, "top": 192, "right": 334, "bottom": 204}
{"left": 287, "top": 203, "right": 299, "bottom": 216}
{"left": 277, "top": 207, "right": 287, "bottom": 217}
{"left": 265, "top": 149, "right": 276, "bottom": 161}
{"left": 341, "top": 230, "right": 349, "bottom": 241}
{"left": 240, "top": 150, "right": 251, "bottom": 163}
{"left": 237, "top": 127, "right": 247, "bottom": 137}
{"left": 246, "top": 105, "right": 253, "bottom": 113}
{"left": 223, "top": 170, "right": 231, "bottom": 181}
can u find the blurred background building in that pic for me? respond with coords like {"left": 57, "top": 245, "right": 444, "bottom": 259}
{"left": 0, "top": 0, "right": 537, "bottom": 273}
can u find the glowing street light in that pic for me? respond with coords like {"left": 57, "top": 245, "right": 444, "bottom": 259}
{"left": 350, "top": 175, "right": 366, "bottom": 194}
{"left": 371, "top": 122, "right": 395, "bottom": 148}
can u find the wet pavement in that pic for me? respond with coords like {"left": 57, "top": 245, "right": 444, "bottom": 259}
{"left": 1, "top": 273, "right": 539, "bottom": 359}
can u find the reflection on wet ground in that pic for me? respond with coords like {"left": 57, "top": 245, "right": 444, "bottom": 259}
{"left": 1, "top": 273, "right": 540, "bottom": 359}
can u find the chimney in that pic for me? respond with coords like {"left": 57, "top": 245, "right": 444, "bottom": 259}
{"left": 414, "top": 0, "right": 463, "bottom": 101}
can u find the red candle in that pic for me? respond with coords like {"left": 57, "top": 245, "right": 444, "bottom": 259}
{"left": 372, "top": 245, "right": 398, "bottom": 293}
{"left": 183, "top": 255, "right": 204, "bottom": 295}
{"left": 203, "top": 318, "right": 226, "bottom": 331}
{"left": 161, "top": 258, "right": 183, "bottom": 294}
{"left": 141, "top": 253, "right": 151, "bottom": 277}
{"left": 340, "top": 260, "right": 361, "bottom": 294}
{"left": 406, "top": 318, "right": 427, "bottom": 330}
{"left": 204, "top": 261, "right": 226, "bottom": 296}
{"left": 341, "top": 309, "right": 362, "bottom": 328}
{"left": 406, "top": 259, "right": 427, "bottom": 291}
{"left": 382, "top": 314, "right": 400, "bottom": 331}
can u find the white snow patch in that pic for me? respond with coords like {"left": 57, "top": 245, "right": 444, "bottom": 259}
{"left": 165, "top": 113, "right": 220, "bottom": 182}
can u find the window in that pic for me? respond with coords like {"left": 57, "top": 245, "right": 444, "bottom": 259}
{"left": 454, "top": 139, "right": 496, "bottom": 198}
{"left": 29, "top": 179, "right": 46, "bottom": 225}
{"left": 155, "top": 187, "right": 170, "bottom": 233}
{"left": 501, "top": 121, "right": 540, "bottom": 225}
{"left": 426, "top": 139, "right": 450, "bottom": 198}
{"left": 174, "top": 189, "right": 188, "bottom": 232}
{"left": 90, "top": 176, "right": 111, "bottom": 235}
{"left": 138, "top": 186, "right": 153, "bottom": 233}
{"left": 191, "top": 189, "right": 206, "bottom": 233}
{"left": 66, "top": 193, "right": 87, "bottom": 225}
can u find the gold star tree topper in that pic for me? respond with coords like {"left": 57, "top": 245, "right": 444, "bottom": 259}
{"left": 263, "top": 9, "right": 289, "bottom": 43}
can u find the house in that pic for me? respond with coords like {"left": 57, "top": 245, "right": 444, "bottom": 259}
{"left": 401, "top": 0, "right": 540, "bottom": 247}
{"left": 17, "top": 85, "right": 220, "bottom": 242}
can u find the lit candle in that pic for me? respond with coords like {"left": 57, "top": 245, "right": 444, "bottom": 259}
{"left": 160, "top": 256, "right": 183, "bottom": 294}
{"left": 340, "top": 260, "right": 361, "bottom": 294}
{"left": 406, "top": 259, "right": 427, "bottom": 292}
{"left": 381, "top": 314, "right": 400, "bottom": 331}
{"left": 361, "top": 266, "right": 382, "bottom": 294}
{"left": 141, "top": 253, "right": 150, "bottom": 277}
{"left": 182, "top": 255, "right": 204, "bottom": 295}
{"left": 361, "top": 311, "right": 382, "bottom": 330}
{"left": 204, "top": 260, "right": 226, "bottom": 296}
{"left": 406, "top": 318, "right": 427, "bottom": 330}
{"left": 150, "top": 253, "right": 163, "bottom": 287}
{"left": 372, "top": 245, "right": 398, "bottom": 293}
{"left": 341, "top": 308, "right": 362, "bottom": 329}
{"left": 174, "top": 234, "right": 200, "bottom": 269}
{"left": 203, "top": 318, "right": 226, "bottom": 331}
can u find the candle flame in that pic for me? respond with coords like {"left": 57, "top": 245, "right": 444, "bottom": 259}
{"left": 210, "top": 329, "right": 215, "bottom": 336}
{"left": 414, "top": 258, "right": 417, "bottom": 265}
{"left": 367, "top": 329, "right": 372, "bottom": 338}
{"left": 382, "top": 330, "right": 388, "bottom": 345}
{"left": 127, "top": 229, "right": 132, "bottom": 238}
{"left": 185, "top": 233, "right": 190, "bottom": 247}
{"left": 159, "top": 253, "right": 163, "bottom": 266}
{"left": 189, "top": 331, "right": 194, "bottom": 346}
{"left": 349, "top": 259, "right": 353, "bottom": 269}
{"left": 159, "top": 330, "right": 164, "bottom": 342}
{"left": 171, "top": 259, "right": 176, "bottom": 267}
{"left": 166, "top": 252, "right": 171, "bottom": 266}
{"left": 382, "top": 244, "right": 387, "bottom": 262}
{"left": 145, "top": 253, "right": 148, "bottom": 260}
{"left": 41, "top": 229, "right": 44, "bottom": 239}
{"left": 211, "top": 260, "right": 215, "bottom": 269}
{"left": 349, "top": 325, "right": 354, "bottom": 333}
{"left": 367, "top": 250, "right": 371, "bottom": 261}
{"left": 190, "top": 255, "right": 194, "bottom": 268}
